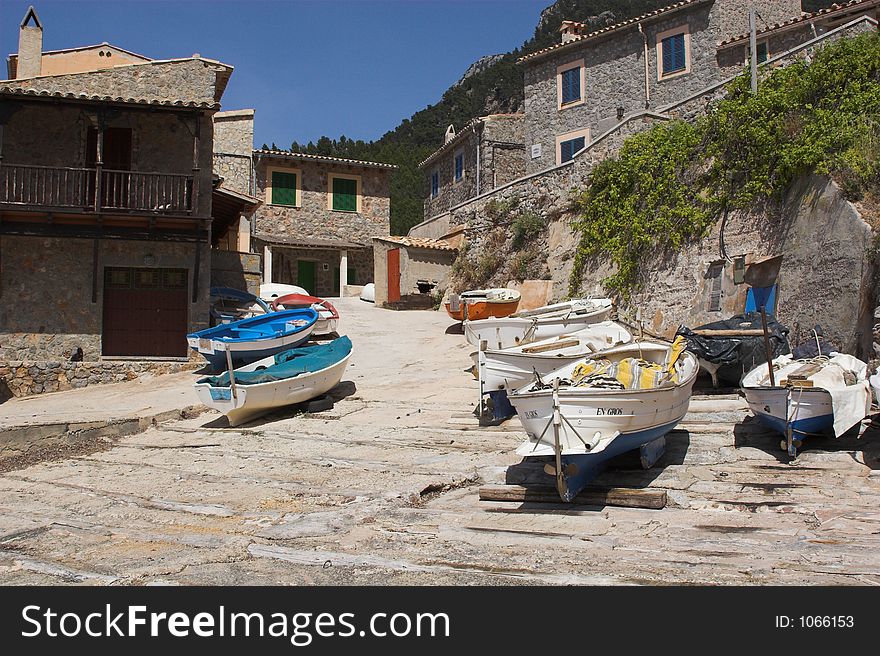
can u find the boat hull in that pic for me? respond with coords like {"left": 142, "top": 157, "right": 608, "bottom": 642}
{"left": 187, "top": 323, "right": 316, "bottom": 369}
{"left": 464, "top": 304, "right": 613, "bottom": 349}
{"left": 509, "top": 350, "right": 697, "bottom": 501}
{"left": 446, "top": 298, "right": 520, "bottom": 321}
{"left": 194, "top": 352, "right": 352, "bottom": 426}
{"left": 742, "top": 386, "right": 835, "bottom": 439}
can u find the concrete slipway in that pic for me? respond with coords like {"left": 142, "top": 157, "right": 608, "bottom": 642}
{"left": 1, "top": 298, "right": 880, "bottom": 585}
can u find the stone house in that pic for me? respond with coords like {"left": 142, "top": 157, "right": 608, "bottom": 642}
{"left": 518, "top": 0, "right": 878, "bottom": 173}
{"left": 0, "top": 7, "right": 236, "bottom": 372}
{"left": 420, "top": 114, "right": 525, "bottom": 220}
{"left": 251, "top": 149, "right": 396, "bottom": 297}
{"left": 371, "top": 235, "right": 458, "bottom": 307}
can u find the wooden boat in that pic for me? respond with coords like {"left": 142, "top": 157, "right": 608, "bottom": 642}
{"left": 508, "top": 338, "right": 697, "bottom": 502}
{"left": 741, "top": 354, "right": 871, "bottom": 455}
{"left": 186, "top": 308, "right": 317, "bottom": 370}
{"left": 473, "top": 321, "right": 634, "bottom": 393}
{"left": 210, "top": 287, "right": 270, "bottom": 326}
{"left": 360, "top": 283, "right": 375, "bottom": 303}
{"left": 260, "top": 283, "right": 308, "bottom": 301}
{"left": 446, "top": 288, "right": 521, "bottom": 321}
{"left": 271, "top": 293, "right": 339, "bottom": 336}
{"left": 194, "top": 336, "right": 352, "bottom": 426}
{"left": 464, "top": 298, "right": 613, "bottom": 349}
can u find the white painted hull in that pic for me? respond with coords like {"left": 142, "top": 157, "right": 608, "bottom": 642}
{"left": 186, "top": 322, "right": 316, "bottom": 360}
{"left": 464, "top": 300, "right": 613, "bottom": 349}
{"left": 194, "top": 352, "right": 352, "bottom": 427}
{"left": 509, "top": 349, "right": 697, "bottom": 457}
{"left": 870, "top": 372, "right": 880, "bottom": 407}
{"left": 742, "top": 385, "right": 834, "bottom": 436}
{"left": 474, "top": 322, "right": 635, "bottom": 392}
{"left": 314, "top": 316, "right": 339, "bottom": 336}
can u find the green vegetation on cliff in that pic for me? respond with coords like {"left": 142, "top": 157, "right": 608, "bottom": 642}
{"left": 569, "top": 31, "right": 880, "bottom": 299}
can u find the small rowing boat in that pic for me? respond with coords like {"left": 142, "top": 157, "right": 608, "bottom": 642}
{"left": 194, "top": 336, "right": 352, "bottom": 426}
{"left": 741, "top": 354, "right": 871, "bottom": 455}
{"left": 210, "top": 287, "right": 270, "bottom": 325}
{"left": 508, "top": 338, "right": 696, "bottom": 502}
{"left": 464, "top": 298, "right": 613, "bottom": 349}
{"left": 186, "top": 308, "right": 317, "bottom": 370}
{"left": 446, "top": 288, "right": 521, "bottom": 321}
{"left": 271, "top": 293, "right": 339, "bottom": 336}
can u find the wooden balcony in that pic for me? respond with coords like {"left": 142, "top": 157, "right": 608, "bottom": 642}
{"left": 0, "top": 163, "right": 193, "bottom": 214}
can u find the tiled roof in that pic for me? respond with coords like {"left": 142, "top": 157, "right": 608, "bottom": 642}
{"left": 254, "top": 149, "right": 397, "bottom": 170}
{"left": 254, "top": 233, "right": 369, "bottom": 250}
{"left": 373, "top": 235, "right": 457, "bottom": 251}
{"left": 0, "top": 84, "right": 219, "bottom": 109}
{"left": 518, "top": 0, "right": 713, "bottom": 64}
{"left": 718, "top": 0, "right": 879, "bottom": 48}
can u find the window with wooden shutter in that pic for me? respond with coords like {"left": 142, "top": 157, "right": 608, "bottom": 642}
{"left": 431, "top": 171, "right": 439, "bottom": 198}
{"left": 560, "top": 67, "right": 581, "bottom": 105}
{"left": 661, "top": 32, "right": 687, "bottom": 76}
{"left": 332, "top": 176, "right": 358, "bottom": 212}
{"left": 454, "top": 152, "right": 464, "bottom": 182}
{"left": 271, "top": 171, "right": 297, "bottom": 206}
{"left": 560, "top": 136, "right": 586, "bottom": 163}
{"left": 756, "top": 41, "right": 769, "bottom": 64}
{"left": 707, "top": 263, "right": 723, "bottom": 312}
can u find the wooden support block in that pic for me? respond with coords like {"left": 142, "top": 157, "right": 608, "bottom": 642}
{"left": 478, "top": 484, "right": 667, "bottom": 509}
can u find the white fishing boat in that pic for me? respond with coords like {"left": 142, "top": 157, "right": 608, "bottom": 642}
{"left": 473, "top": 321, "right": 633, "bottom": 393}
{"left": 464, "top": 297, "right": 613, "bottom": 349}
{"left": 508, "top": 338, "right": 696, "bottom": 502}
{"left": 871, "top": 372, "right": 880, "bottom": 408}
{"left": 193, "top": 336, "right": 352, "bottom": 427}
{"left": 742, "top": 353, "right": 871, "bottom": 455}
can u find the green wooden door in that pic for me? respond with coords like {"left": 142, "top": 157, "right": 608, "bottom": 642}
{"left": 297, "top": 260, "right": 316, "bottom": 295}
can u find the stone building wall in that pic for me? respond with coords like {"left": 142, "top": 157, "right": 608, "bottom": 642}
{"left": 213, "top": 109, "right": 254, "bottom": 195}
{"left": 210, "top": 249, "right": 262, "bottom": 296}
{"left": 422, "top": 115, "right": 525, "bottom": 220}
{"left": 422, "top": 129, "right": 480, "bottom": 220}
{"left": 253, "top": 160, "right": 391, "bottom": 244}
{"left": 1, "top": 58, "right": 221, "bottom": 106}
{"left": 521, "top": 0, "right": 809, "bottom": 174}
{"left": 0, "top": 235, "right": 210, "bottom": 361}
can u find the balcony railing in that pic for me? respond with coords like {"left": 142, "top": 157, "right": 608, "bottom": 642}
{"left": 0, "top": 163, "right": 193, "bottom": 214}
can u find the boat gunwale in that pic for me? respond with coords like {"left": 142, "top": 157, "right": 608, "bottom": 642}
{"left": 194, "top": 350, "right": 353, "bottom": 392}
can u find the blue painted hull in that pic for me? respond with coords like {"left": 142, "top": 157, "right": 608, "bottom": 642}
{"left": 196, "top": 332, "right": 313, "bottom": 370}
{"left": 556, "top": 419, "right": 681, "bottom": 502}
{"left": 753, "top": 412, "right": 834, "bottom": 439}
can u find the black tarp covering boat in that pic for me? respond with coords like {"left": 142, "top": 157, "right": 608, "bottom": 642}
{"left": 675, "top": 313, "right": 791, "bottom": 386}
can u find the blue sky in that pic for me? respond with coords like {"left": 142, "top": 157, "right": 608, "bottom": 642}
{"left": 2, "top": 0, "right": 550, "bottom": 148}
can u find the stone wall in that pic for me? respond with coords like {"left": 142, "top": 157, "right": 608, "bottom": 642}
{"left": 0, "top": 359, "right": 200, "bottom": 400}
{"left": 0, "top": 235, "right": 210, "bottom": 361}
{"left": 253, "top": 160, "right": 391, "bottom": 244}
{"left": 213, "top": 109, "right": 254, "bottom": 195}
{"left": 1, "top": 58, "right": 221, "bottom": 107}
{"left": 423, "top": 129, "right": 480, "bottom": 220}
{"left": 210, "top": 249, "right": 262, "bottom": 296}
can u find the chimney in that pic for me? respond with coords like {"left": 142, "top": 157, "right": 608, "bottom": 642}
{"left": 17, "top": 6, "right": 43, "bottom": 79}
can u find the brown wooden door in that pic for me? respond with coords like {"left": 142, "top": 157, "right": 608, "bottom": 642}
{"left": 387, "top": 248, "right": 401, "bottom": 303}
{"left": 103, "top": 267, "right": 189, "bottom": 357}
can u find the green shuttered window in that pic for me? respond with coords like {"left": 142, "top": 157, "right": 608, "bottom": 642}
{"left": 271, "top": 171, "right": 297, "bottom": 206}
{"left": 332, "top": 177, "right": 358, "bottom": 212}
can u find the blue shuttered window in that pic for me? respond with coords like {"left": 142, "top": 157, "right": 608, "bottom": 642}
{"left": 454, "top": 152, "right": 464, "bottom": 182}
{"left": 560, "top": 136, "right": 586, "bottom": 163}
{"left": 560, "top": 66, "right": 581, "bottom": 105}
{"left": 661, "top": 33, "right": 687, "bottom": 76}
{"left": 431, "top": 171, "right": 439, "bottom": 198}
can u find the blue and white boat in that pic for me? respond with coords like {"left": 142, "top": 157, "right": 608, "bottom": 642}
{"left": 193, "top": 336, "right": 353, "bottom": 426}
{"left": 508, "top": 339, "right": 697, "bottom": 502}
{"left": 210, "top": 286, "right": 270, "bottom": 325}
{"left": 741, "top": 353, "right": 871, "bottom": 455}
{"left": 187, "top": 307, "right": 318, "bottom": 370}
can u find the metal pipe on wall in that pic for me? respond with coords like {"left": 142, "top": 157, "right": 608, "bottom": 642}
{"left": 638, "top": 24, "right": 650, "bottom": 108}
